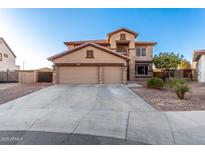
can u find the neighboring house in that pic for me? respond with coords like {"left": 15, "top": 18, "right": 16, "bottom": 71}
{"left": 193, "top": 50, "right": 205, "bottom": 83}
{"left": 0, "top": 37, "right": 20, "bottom": 71}
{"left": 48, "top": 28, "right": 157, "bottom": 84}
{"left": 191, "top": 61, "right": 197, "bottom": 69}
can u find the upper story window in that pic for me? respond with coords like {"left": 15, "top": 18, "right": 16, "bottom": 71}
{"left": 86, "top": 50, "right": 94, "bottom": 58}
{"left": 136, "top": 47, "right": 146, "bottom": 56}
{"left": 0, "top": 53, "right": 2, "bottom": 61}
{"left": 4, "top": 54, "right": 8, "bottom": 58}
{"left": 120, "top": 34, "right": 126, "bottom": 40}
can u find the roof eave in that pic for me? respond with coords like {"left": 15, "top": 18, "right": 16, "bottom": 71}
{"left": 64, "top": 40, "right": 110, "bottom": 46}
{"left": 135, "top": 42, "right": 157, "bottom": 46}
{"left": 193, "top": 53, "right": 205, "bottom": 62}
{"left": 193, "top": 55, "right": 200, "bottom": 62}
{"left": 0, "top": 38, "right": 16, "bottom": 58}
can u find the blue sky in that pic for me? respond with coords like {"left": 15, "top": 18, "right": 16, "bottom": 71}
{"left": 0, "top": 9, "right": 205, "bottom": 69}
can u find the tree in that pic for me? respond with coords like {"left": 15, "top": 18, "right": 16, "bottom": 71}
{"left": 153, "top": 52, "right": 184, "bottom": 78}
{"left": 178, "top": 60, "right": 191, "bottom": 69}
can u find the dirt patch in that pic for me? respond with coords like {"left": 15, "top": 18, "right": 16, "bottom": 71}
{"left": 0, "top": 83, "right": 53, "bottom": 105}
{"left": 0, "top": 83, "right": 19, "bottom": 90}
{"left": 130, "top": 82, "right": 205, "bottom": 111}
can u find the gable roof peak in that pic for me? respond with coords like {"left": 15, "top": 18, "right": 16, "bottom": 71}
{"left": 107, "top": 27, "right": 139, "bottom": 40}
{"left": 0, "top": 37, "right": 16, "bottom": 58}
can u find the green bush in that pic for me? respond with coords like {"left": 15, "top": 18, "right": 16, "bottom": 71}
{"left": 166, "top": 78, "right": 191, "bottom": 99}
{"left": 147, "top": 77, "right": 164, "bottom": 89}
{"left": 165, "top": 78, "right": 179, "bottom": 89}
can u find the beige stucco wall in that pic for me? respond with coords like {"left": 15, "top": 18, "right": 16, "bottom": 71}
{"left": 53, "top": 46, "right": 126, "bottom": 64}
{"left": 192, "top": 61, "right": 197, "bottom": 69}
{"left": 52, "top": 66, "right": 57, "bottom": 84}
{"left": 18, "top": 71, "right": 37, "bottom": 83}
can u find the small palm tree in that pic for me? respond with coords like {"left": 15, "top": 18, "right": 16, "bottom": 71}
{"left": 166, "top": 78, "right": 191, "bottom": 99}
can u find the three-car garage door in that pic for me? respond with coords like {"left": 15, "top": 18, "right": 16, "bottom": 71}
{"left": 57, "top": 65, "right": 122, "bottom": 84}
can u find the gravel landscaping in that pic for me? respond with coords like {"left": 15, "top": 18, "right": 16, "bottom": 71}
{"left": 0, "top": 83, "right": 52, "bottom": 105}
{"left": 130, "top": 81, "right": 205, "bottom": 111}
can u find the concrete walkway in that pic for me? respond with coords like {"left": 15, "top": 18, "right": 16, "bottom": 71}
{"left": 0, "top": 85, "right": 205, "bottom": 144}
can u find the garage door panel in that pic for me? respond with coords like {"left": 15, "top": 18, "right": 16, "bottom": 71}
{"left": 58, "top": 66, "right": 98, "bottom": 84}
{"left": 103, "top": 66, "right": 122, "bottom": 84}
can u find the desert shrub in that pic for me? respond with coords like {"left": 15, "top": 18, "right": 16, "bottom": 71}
{"left": 166, "top": 78, "right": 191, "bottom": 99}
{"left": 147, "top": 77, "right": 164, "bottom": 89}
{"left": 165, "top": 78, "right": 179, "bottom": 89}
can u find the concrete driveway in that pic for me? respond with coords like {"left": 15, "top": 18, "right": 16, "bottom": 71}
{"left": 0, "top": 84, "right": 205, "bottom": 144}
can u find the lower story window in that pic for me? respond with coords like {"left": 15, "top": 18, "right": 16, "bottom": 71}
{"left": 136, "top": 64, "right": 148, "bottom": 75}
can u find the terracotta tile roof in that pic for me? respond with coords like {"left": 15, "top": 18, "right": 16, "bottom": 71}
{"left": 193, "top": 50, "right": 205, "bottom": 61}
{"left": 48, "top": 42, "right": 130, "bottom": 61}
{"left": 135, "top": 41, "right": 157, "bottom": 45}
{"left": 64, "top": 39, "right": 157, "bottom": 46}
{"left": 64, "top": 39, "right": 109, "bottom": 46}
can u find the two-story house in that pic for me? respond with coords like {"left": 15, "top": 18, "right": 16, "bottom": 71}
{"left": 0, "top": 37, "right": 20, "bottom": 71}
{"left": 48, "top": 28, "right": 157, "bottom": 84}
